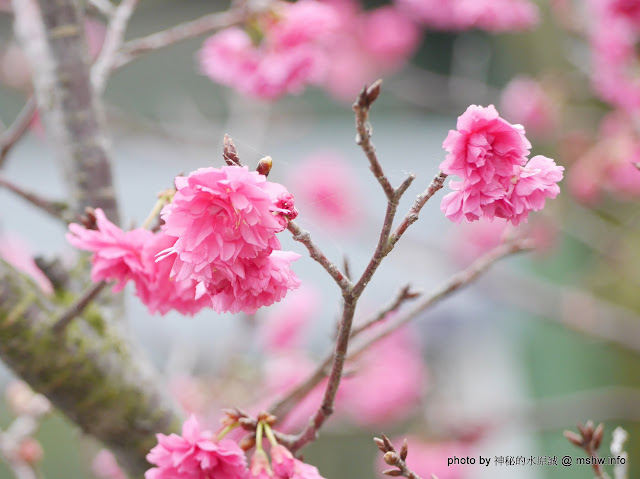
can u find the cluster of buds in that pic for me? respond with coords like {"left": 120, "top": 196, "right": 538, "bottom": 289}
{"left": 375, "top": 434, "right": 416, "bottom": 479}
{"left": 564, "top": 420, "right": 604, "bottom": 452}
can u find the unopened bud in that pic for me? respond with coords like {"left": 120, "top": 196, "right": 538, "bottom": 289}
{"left": 374, "top": 437, "right": 387, "bottom": 453}
{"left": 256, "top": 156, "right": 273, "bottom": 177}
{"left": 592, "top": 423, "right": 604, "bottom": 450}
{"left": 384, "top": 452, "right": 399, "bottom": 466}
{"left": 564, "top": 430, "right": 583, "bottom": 448}
{"left": 238, "top": 434, "right": 256, "bottom": 451}
{"left": 400, "top": 439, "right": 408, "bottom": 461}
{"left": 223, "top": 134, "right": 241, "bottom": 167}
{"left": 383, "top": 469, "right": 402, "bottom": 477}
{"left": 17, "top": 437, "right": 43, "bottom": 464}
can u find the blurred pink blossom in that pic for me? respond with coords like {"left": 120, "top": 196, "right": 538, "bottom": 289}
{"left": 569, "top": 112, "right": 640, "bottom": 203}
{"left": 260, "top": 285, "right": 320, "bottom": 352}
{"left": 199, "top": 0, "right": 338, "bottom": 99}
{"left": 146, "top": 415, "right": 248, "bottom": 479}
{"left": 395, "top": 0, "right": 539, "bottom": 32}
{"left": 341, "top": 325, "right": 426, "bottom": 427}
{"left": 500, "top": 76, "right": 558, "bottom": 137}
{"left": 378, "top": 437, "right": 471, "bottom": 479}
{"left": 287, "top": 152, "right": 362, "bottom": 231}
{"left": 0, "top": 235, "right": 53, "bottom": 294}
{"left": 92, "top": 450, "right": 126, "bottom": 479}
{"left": 322, "top": 3, "right": 420, "bottom": 102}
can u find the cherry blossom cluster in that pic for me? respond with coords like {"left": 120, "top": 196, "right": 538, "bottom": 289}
{"left": 199, "top": 0, "right": 421, "bottom": 101}
{"left": 67, "top": 165, "right": 300, "bottom": 315}
{"left": 145, "top": 415, "right": 324, "bottom": 479}
{"left": 199, "top": 0, "right": 338, "bottom": 100}
{"left": 440, "top": 105, "right": 564, "bottom": 225}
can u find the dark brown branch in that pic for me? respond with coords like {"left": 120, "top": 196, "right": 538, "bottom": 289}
{"left": 287, "top": 221, "right": 352, "bottom": 292}
{"left": 112, "top": 9, "right": 246, "bottom": 70}
{"left": 52, "top": 281, "right": 107, "bottom": 333}
{"left": 0, "top": 98, "right": 37, "bottom": 167}
{"left": 0, "top": 175, "right": 70, "bottom": 222}
{"left": 285, "top": 299, "right": 357, "bottom": 452}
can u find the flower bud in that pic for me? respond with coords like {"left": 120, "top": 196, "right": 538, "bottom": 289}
{"left": 257, "top": 156, "right": 273, "bottom": 177}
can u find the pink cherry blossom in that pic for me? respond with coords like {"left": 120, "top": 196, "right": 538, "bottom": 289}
{"left": 203, "top": 251, "right": 302, "bottom": 315}
{"left": 67, "top": 209, "right": 153, "bottom": 292}
{"left": 441, "top": 104, "right": 530, "bottom": 185}
{"left": 249, "top": 450, "right": 273, "bottom": 479}
{"left": 509, "top": 156, "right": 564, "bottom": 225}
{"left": 146, "top": 415, "right": 248, "bottom": 479}
{"left": 137, "top": 233, "right": 211, "bottom": 316}
{"left": 159, "top": 166, "right": 295, "bottom": 287}
{"left": 199, "top": 0, "right": 338, "bottom": 100}
{"left": 500, "top": 76, "right": 558, "bottom": 137}
{"left": 395, "top": 0, "right": 539, "bottom": 32}
{"left": 440, "top": 105, "right": 563, "bottom": 225}
{"left": 270, "top": 445, "right": 295, "bottom": 478}
{"left": 67, "top": 210, "right": 209, "bottom": 316}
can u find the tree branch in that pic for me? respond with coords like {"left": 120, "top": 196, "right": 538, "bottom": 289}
{"left": 287, "top": 221, "right": 352, "bottom": 292}
{"left": 388, "top": 172, "right": 448, "bottom": 251}
{"left": 111, "top": 9, "right": 246, "bottom": 71}
{"left": 0, "top": 98, "right": 36, "bottom": 168}
{"left": 0, "top": 260, "right": 182, "bottom": 477}
{"left": 91, "top": 0, "right": 140, "bottom": 93}
{"left": 350, "top": 285, "right": 420, "bottom": 338}
{"left": 12, "top": 0, "right": 120, "bottom": 223}
{"left": 269, "top": 239, "right": 532, "bottom": 425}
{"left": 0, "top": 175, "right": 70, "bottom": 222}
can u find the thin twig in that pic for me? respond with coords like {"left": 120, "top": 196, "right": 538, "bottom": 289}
{"left": 375, "top": 434, "right": 423, "bottom": 479}
{"left": 91, "top": 0, "right": 140, "bottom": 93}
{"left": 350, "top": 285, "right": 421, "bottom": 338}
{"left": 349, "top": 239, "right": 534, "bottom": 357}
{"left": 111, "top": 9, "right": 246, "bottom": 70}
{"left": 353, "top": 80, "right": 395, "bottom": 201}
{"left": 0, "top": 175, "right": 70, "bottom": 222}
{"left": 287, "top": 221, "right": 352, "bottom": 292}
{"left": 52, "top": 281, "right": 107, "bottom": 333}
{"left": 0, "top": 98, "right": 37, "bottom": 167}
{"left": 269, "top": 239, "right": 532, "bottom": 423}
{"left": 388, "top": 172, "right": 448, "bottom": 251}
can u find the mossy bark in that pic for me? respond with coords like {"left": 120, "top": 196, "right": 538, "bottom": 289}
{"left": 0, "top": 262, "right": 182, "bottom": 477}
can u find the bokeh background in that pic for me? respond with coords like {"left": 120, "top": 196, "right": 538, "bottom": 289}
{"left": 1, "top": 1, "right": 639, "bottom": 478}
